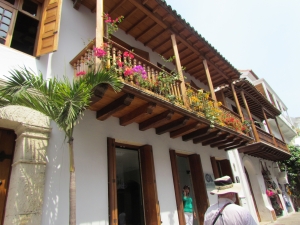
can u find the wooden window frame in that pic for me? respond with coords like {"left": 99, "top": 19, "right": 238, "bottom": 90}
{"left": 107, "top": 137, "right": 161, "bottom": 225}
{"left": 0, "top": 0, "right": 62, "bottom": 56}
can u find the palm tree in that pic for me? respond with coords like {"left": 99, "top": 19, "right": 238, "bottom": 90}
{"left": 0, "top": 67, "right": 123, "bottom": 225}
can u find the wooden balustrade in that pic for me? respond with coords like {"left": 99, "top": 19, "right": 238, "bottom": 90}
{"left": 70, "top": 38, "right": 184, "bottom": 103}
{"left": 274, "top": 137, "right": 289, "bottom": 153}
{"left": 256, "top": 127, "right": 274, "bottom": 145}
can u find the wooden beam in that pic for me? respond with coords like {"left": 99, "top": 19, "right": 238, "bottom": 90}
{"left": 210, "top": 136, "right": 235, "bottom": 148}
{"left": 96, "top": 94, "right": 134, "bottom": 120}
{"left": 109, "top": 0, "right": 127, "bottom": 14}
{"left": 224, "top": 141, "right": 248, "bottom": 151}
{"left": 193, "top": 130, "right": 221, "bottom": 144}
{"left": 171, "top": 34, "right": 188, "bottom": 106}
{"left": 120, "top": 102, "right": 156, "bottom": 126}
{"left": 274, "top": 116, "right": 285, "bottom": 142}
{"left": 202, "top": 133, "right": 229, "bottom": 146}
{"left": 218, "top": 139, "right": 242, "bottom": 150}
{"left": 241, "top": 90, "right": 260, "bottom": 142}
{"left": 182, "top": 126, "right": 210, "bottom": 141}
{"left": 230, "top": 83, "right": 244, "bottom": 121}
{"left": 124, "top": 8, "right": 139, "bottom": 21}
{"left": 170, "top": 122, "right": 202, "bottom": 139}
{"left": 90, "top": 84, "right": 109, "bottom": 105}
{"left": 126, "top": 15, "right": 148, "bottom": 34}
{"left": 128, "top": 0, "right": 168, "bottom": 29}
{"left": 203, "top": 59, "right": 217, "bottom": 103}
{"left": 135, "top": 23, "right": 158, "bottom": 41}
{"left": 144, "top": 29, "right": 168, "bottom": 46}
{"left": 96, "top": 0, "right": 104, "bottom": 48}
{"left": 139, "top": 110, "right": 174, "bottom": 131}
{"left": 156, "top": 116, "right": 189, "bottom": 135}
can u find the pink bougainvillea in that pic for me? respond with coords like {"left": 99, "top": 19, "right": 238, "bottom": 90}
{"left": 76, "top": 71, "right": 86, "bottom": 76}
{"left": 93, "top": 47, "right": 107, "bottom": 58}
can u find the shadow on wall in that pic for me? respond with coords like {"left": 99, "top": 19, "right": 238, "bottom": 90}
{"left": 243, "top": 157, "right": 273, "bottom": 222}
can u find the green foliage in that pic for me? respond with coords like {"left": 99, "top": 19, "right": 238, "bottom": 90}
{"left": 281, "top": 145, "right": 300, "bottom": 198}
{"left": 0, "top": 66, "right": 123, "bottom": 139}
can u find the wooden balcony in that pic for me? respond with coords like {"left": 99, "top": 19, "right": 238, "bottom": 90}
{"left": 70, "top": 40, "right": 252, "bottom": 150}
{"left": 238, "top": 127, "right": 290, "bottom": 161}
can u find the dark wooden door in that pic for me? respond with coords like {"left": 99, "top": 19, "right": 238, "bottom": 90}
{"left": 0, "top": 129, "right": 16, "bottom": 225}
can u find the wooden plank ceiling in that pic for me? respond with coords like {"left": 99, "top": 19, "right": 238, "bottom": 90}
{"left": 218, "top": 79, "right": 281, "bottom": 120}
{"left": 89, "top": 83, "right": 252, "bottom": 149}
{"left": 238, "top": 143, "right": 291, "bottom": 161}
{"left": 73, "top": 0, "right": 241, "bottom": 88}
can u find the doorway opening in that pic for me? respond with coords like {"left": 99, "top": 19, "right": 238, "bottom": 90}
{"left": 0, "top": 128, "right": 16, "bottom": 225}
{"left": 116, "top": 147, "right": 145, "bottom": 225}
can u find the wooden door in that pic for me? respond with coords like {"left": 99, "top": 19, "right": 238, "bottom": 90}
{"left": 188, "top": 154, "right": 209, "bottom": 225}
{"left": 140, "top": 145, "right": 160, "bottom": 225}
{"left": 0, "top": 129, "right": 16, "bottom": 225}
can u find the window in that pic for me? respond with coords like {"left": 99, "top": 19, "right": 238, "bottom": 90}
{"left": 231, "top": 105, "right": 238, "bottom": 114}
{"left": 0, "top": 0, "right": 61, "bottom": 56}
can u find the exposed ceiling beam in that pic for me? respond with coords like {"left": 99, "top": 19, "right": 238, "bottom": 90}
{"left": 120, "top": 102, "right": 156, "bottom": 126}
{"left": 96, "top": 93, "right": 134, "bottom": 120}
{"left": 139, "top": 110, "right": 174, "bottom": 131}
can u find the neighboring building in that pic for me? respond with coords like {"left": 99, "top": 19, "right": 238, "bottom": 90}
{"left": 0, "top": 1, "right": 296, "bottom": 225}
{"left": 217, "top": 69, "right": 297, "bottom": 222}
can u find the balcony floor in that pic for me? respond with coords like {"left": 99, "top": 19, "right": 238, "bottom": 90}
{"left": 89, "top": 83, "right": 252, "bottom": 150}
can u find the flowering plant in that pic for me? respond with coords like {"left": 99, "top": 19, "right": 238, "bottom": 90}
{"left": 187, "top": 85, "right": 222, "bottom": 126}
{"left": 104, "top": 14, "right": 124, "bottom": 36}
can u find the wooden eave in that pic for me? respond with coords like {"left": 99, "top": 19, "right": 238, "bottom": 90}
{"left": 90, "top": 83, "right": 252, "bottom": 149}
{"left": 238, "top": 142, "right": 291, "bottom": 161}
{"left": 218, "top": 79, "right": 281, "bottom": 120}
{"left": 72, "top": 0, "right": 241, "bottom": 87}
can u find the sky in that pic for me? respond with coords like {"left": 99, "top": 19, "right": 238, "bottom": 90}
{"left": 166, "top": 0, "right": 300, "bottom": 118}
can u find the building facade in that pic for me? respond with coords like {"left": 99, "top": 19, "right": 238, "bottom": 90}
{"left": 0, "top": 0, "right": 296, "bottom": 225}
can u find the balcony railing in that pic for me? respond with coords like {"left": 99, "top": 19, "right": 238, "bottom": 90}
{"left": 70, "top": 39, "right": 248, "bottom": 135}
{"left": 256, "top": 127, "right": 289, "bottom": 153}
{"left": 70, "top": 38, "right": 184, "bottom": 104}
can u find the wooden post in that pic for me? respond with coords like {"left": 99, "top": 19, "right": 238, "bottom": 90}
{"left": 262, "top": 109, "right": 273, "bottom": 135}
{"left": 262, "top": 109, "right": 277, "bottom": 146}
{"left": 274, "top": 116, "right": 285, "bottom": 142}
{"left": 171, "top": 34, "right": 188, "bottom": 106}
{"left": 241, "top": 91, "right": 260, "bottom": 142}
{"left": 230, "top": 83, "right": 244, "bottom": 121}
{"left": 203, "top": 59, "right": 217, "bottom": 105}
{"left": 96, "top": 0, "right": 104, "bottom": 69}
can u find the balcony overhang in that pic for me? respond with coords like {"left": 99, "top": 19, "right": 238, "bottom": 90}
{"left": 89, "top": 83, "right": 252, "bottom": 150}
{"left": 72, "top": 0, "right": 241, "bottom": 88}
{"left": 238, "top": 142, "right": 291, "bottom": 161}
{"left": 219, "top": 79, "right": 281, "bottom": 120}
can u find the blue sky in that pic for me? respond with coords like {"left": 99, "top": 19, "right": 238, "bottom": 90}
{"left": 166, "top": 0, "right": 300, "bottom": 118}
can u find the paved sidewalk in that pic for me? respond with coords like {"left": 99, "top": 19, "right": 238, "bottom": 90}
{"left": 259, "top": 212, "right": 300, "bottom": 225}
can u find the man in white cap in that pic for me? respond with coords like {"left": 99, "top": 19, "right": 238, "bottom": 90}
{"left": 204, "top": 176, "right": 257, "bottom": 225}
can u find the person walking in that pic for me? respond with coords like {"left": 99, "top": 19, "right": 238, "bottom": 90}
{"left": 182, "top": 185, "right": 196, "bottom": 225}
{"left": 204, "top": 176, "right": 257, "bottom": 225}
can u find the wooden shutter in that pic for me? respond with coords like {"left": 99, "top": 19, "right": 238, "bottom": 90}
{"left": 36, "top": 0, "right": 62, "bottom": 56}
{"left": 210, "top": 157, "right": 220, "bottom": 179}
{"left": 140, "top": 145, "right": 160, "bottom": 225}
{"left": 107, "top": 137, "right": 118, "bottom": 225}
{"left": 188, "top": 154, "right": 209, "bottom": 225}
{"left": 218, "top": 159, "right": 239, "bottom": 205}
{"left": 169, "top": 150, "right": 185, "bottom": 225}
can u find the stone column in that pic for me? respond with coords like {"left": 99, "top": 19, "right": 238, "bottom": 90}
{"left": 3, "top": 123, "right": 50, "bottom": 225}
